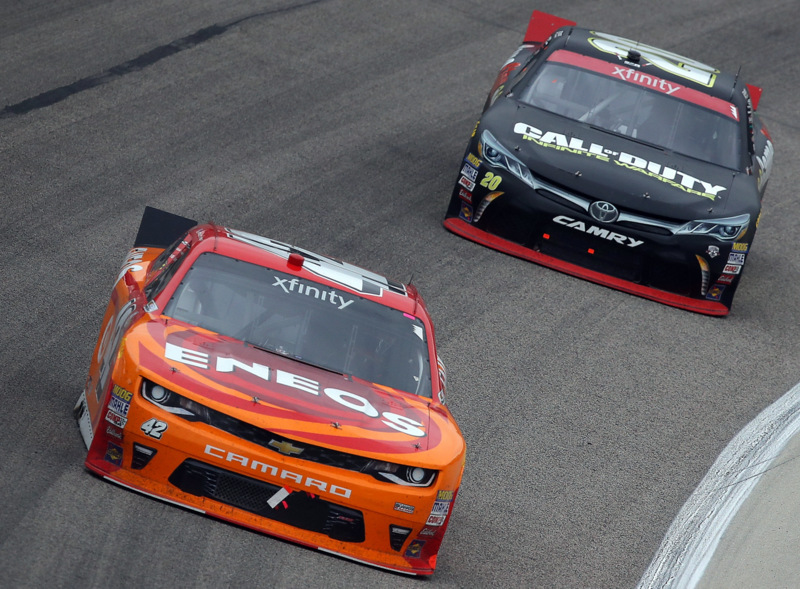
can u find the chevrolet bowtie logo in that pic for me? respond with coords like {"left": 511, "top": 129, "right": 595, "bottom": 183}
{"left": 268, "top": 439, "right": 304, "bottom": 456}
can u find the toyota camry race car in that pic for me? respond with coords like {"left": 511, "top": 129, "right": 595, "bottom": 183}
{"left": 444, "top": 10, "right": 774, "bottom": 316}
{"left": 74, "top": 207, "right": 465, "bottom": 575}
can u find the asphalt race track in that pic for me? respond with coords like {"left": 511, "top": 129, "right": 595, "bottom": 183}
{"left": 2, "top": 1, "right": 798, "bottom": 587}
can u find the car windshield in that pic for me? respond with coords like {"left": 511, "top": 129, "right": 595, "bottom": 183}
{"left": 163, "top": 252, "right": 432, "bottom": 398}
{"left": 517, "top": 57, "right": 742, "bottom": 169}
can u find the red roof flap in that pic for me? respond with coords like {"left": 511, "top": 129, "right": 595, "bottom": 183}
{"left": 524, "top": 10, "right": 576, "bottom": 44}
{"left": 746, "top": 83, "right": 763, "bottom": 111}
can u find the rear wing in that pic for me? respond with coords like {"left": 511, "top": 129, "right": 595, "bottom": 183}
{"left": 133, "top": 206, "right": 198, "bottom": 248}
{"left": 746, "top": 83, "right": 763, "bottom": 111}
{"left": 523, "top": 10, "right": 576, "bottom": 44}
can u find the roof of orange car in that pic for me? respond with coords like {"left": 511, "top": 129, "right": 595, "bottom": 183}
{"left": 177, "top": 223, "right": 425, "bottom": 317}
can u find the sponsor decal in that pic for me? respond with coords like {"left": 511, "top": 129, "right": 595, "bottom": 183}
{"left": 144, "top": 300, "right": 158, "bottom": 313}
{"left": 394, "top": 502, "right": 415, "bottom": 514}
{"left": 466, "top": 153, "right": 481, "bottom": 168}
{"left": 430, "top": 499, "right": 452, "bottom": 517}
{"left": 105, "top": 408, "right": 128, "bottom": 428}
{"left": 104, "top": 442, "right": 123, "bottom": 466}
{"left": 405, "top": 539, "right": 425, "bottom": 558}
{"left": 436, "top": 355, "right": 446, "bottom": 405}
{"left": 165, "top": 342, "right": 427, "bottom": 438}
{"left": 756, "top": 139, "right": 774, "bottom": 190}
{"left": 723, "top": 264, "right": 742, "bottom": 275}
{"left": 553, "top": 215, "right": 644, "bottom": 247}
{"left": 732, "top": 242, "right": 749, "bottom": 252}
{"left": 425, "top": 514, "right": 447, "bottom": 527}
{"left": 717, "top": 274, "right": 735, "bottom": 285}
{"left": 610, "top": 66, "right": 681, "bottom": 95}
{"left": 226, "top": 230, "right": 405, "bottom": 297}
{"left": 116, "top": 247, "right": 148, "bottom": 283}
{"left": 728, "top": 252, "right": 746, "bottom": 265}
{"left": 549, "top": 50, "right": 737, "bottom": 120}
{"left": 514, "top": 123, "right": 726, "bottom": 200}
{"left": 437, "top": 490, "right": 455, "bottom": 501}
{"left": 204, "top": 444, "right": 352, "bottom": 499}
{"left": 706, "top": 245, "right": 720, "bottom": 258}
{"left": 109, "top": 384, "right": 133, "bottom": 417}
{"left": 140, "top": 418, "right": 168, "bottom": 440}
{"left": 418, "top": 526, "right": 438, "bottom": 537}
{"left": 459, "top": 202, "right": 474, "bottom": 223}
{"left": 458, "top": 187, "right": 472, "bottom": 203}
{"left": 105, "top": 425, "right": 123, "bottom": 440}
{"left": 458, "top": 175, "right": 476, "bottom": 191}
{"left": 95, "top": 300, "right": 138, "bottom": 401}
{"left": 272, "top": 277, "right": 354, "bottom": 310}
{"left": 108, "top": 396, "right": 130, "bottom": 417}
{"left": 706, "top": 285, "right": 725, "bottom": 301}
{"left": 460, "top": 163, "right": 479, "bottom": 182}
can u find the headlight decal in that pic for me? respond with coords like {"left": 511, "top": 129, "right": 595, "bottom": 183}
{"left": 676, "top": 214, "right": 750, "bottom": 241}
{"left": 481, "top": 129, "right": 537, "bottom": 188}
{"left": 362, "top": 460, "right": 438, "bottom": 487}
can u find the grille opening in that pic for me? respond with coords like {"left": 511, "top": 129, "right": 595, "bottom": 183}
{"left": 169, "top": 459, "right": 365, "bottom": 542}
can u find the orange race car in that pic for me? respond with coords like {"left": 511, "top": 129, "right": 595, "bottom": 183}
{"left": 74, "top": 207, "right": 466, "bottom": 575}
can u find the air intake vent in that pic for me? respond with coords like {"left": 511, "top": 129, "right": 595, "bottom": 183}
{"left": 131, "top": 443, "right": 157, "bottom": 470}
{"left": 389, "top": 525, "right": 412, "bottom": 551}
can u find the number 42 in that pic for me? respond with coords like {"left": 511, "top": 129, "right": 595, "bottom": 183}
{"left": 141, "top": 418, "right": 168, "bottom": 439}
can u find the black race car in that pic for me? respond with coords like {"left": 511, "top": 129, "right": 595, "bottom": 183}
{"left": 444, "top": 10, "right": 774, "bottom": 316}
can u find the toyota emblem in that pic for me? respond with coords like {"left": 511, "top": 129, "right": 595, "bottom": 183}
{"left": 589, "top": 201, "right": 619, "bottom": 223}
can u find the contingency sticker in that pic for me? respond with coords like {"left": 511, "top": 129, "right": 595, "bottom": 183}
{"left": 405, "top": 539, "right": 426, "bottom": 558}
{"left": 426, "top": 498, "right": 452, "bottom": 527}
{"left": 108, "top": 385, "right": 133, "bottom": 417}
{"left": 104, "top": 442, "right": 123, "bottom": 466}
{"left": 461, "top": 162, "right": 479, "bottom": 182}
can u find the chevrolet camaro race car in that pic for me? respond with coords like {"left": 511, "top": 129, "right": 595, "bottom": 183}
{"left": 444, "top": 10, "right": 774, "bottom": 316}
{"left": 74, "top": 207, "right": 465, "bottom": 575}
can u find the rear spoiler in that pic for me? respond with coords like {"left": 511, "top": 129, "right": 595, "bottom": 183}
{"left": 746, "top": 83, "right": 763, "bottom": 111}
{"left": 523, "top": 10, "right": 576, "bottom": 44}
{"left": 133, "top": 206, "right": 198, "bottom": 248}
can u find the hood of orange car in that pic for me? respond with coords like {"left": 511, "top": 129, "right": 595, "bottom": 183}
{"left": 124, "top": 320, "right": 460, "bottom": 460}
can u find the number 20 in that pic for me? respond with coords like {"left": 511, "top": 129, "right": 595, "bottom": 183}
{"left": 480, "top": 172, "right": 502, "bottom": 190}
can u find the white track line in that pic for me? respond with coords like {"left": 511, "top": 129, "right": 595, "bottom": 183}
{"left": 638, "top": 380, "right": 800, "bottom": 589}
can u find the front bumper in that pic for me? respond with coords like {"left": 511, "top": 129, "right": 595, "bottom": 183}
{"left": 445, "top": 157, "right": 753, "bottom": 316}
{"left": 75, "top": 390, "right": 461, "bottom": 575}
